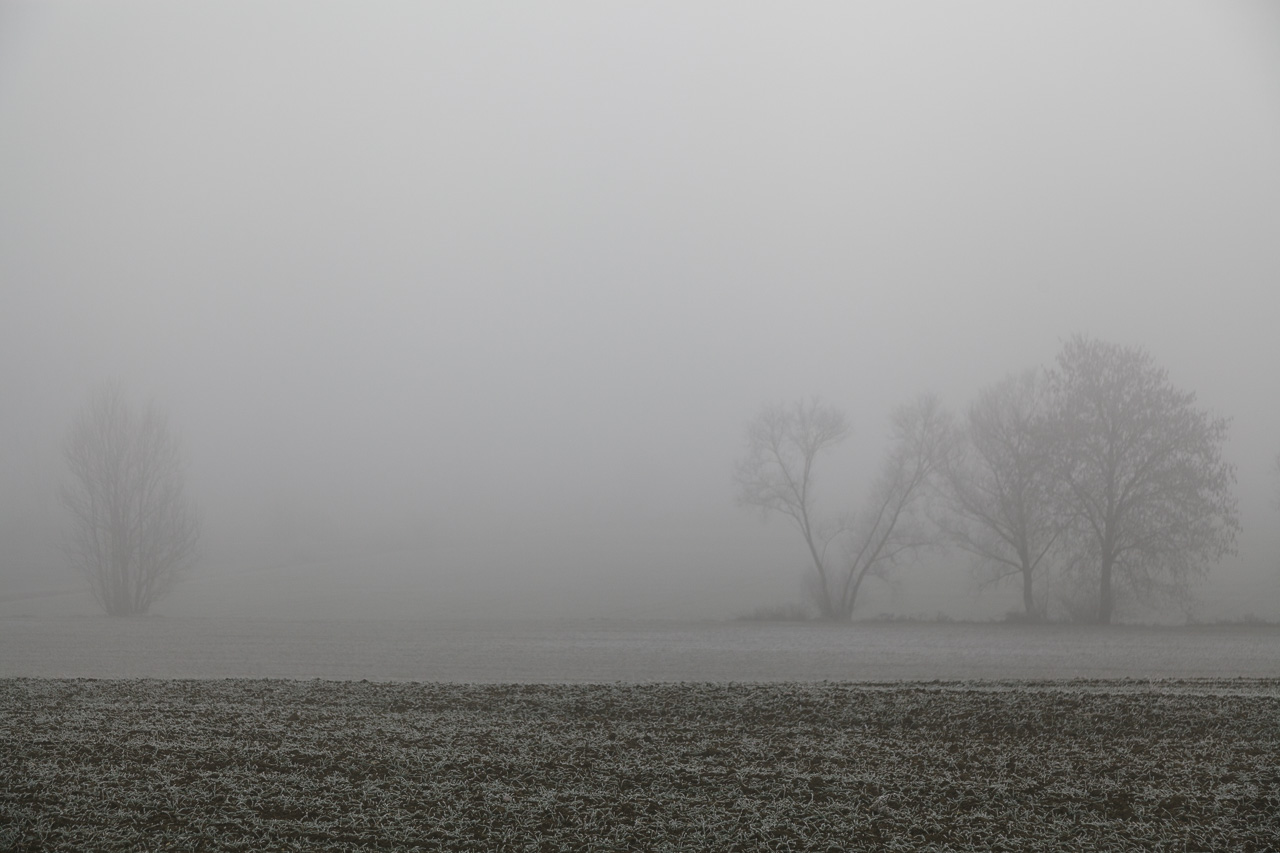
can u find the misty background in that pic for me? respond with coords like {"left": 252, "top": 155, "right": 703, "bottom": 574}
{"left": 2, "top": 2, "right": 1278, "bottom": 622}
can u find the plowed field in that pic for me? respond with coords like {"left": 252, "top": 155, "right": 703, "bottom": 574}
{"left": 3, "top": 679, "right": 1277, "bottom": 851}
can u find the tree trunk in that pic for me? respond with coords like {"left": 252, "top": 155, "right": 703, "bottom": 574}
{"left": 802, "top": 528, "right": 837, "bottom": 621}
{"left": 1097, "top": 555, "right": 1114, "bottom": 625}
{"left": 1022, "top": 567, "right": 1036, "bottom": 618}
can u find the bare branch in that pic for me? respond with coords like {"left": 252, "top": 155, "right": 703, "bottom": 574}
{"left": 835, "top": 394, "right": 953, "bottom": 620}
{"left": 734, "top": 398, "right": 850, "bottom": 618}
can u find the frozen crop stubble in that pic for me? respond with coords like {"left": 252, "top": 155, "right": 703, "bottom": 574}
{"left": 2, "top": 679, "right": 1278, "bottom": 851}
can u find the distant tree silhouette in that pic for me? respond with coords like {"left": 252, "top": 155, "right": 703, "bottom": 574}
{"left": 60, "top": 383, "right": 200, "bottom": 616}
{"left": 735, "top": 395, "right": 951, "bottom": 621}
{"left": 831, "top": 395, "right": 952, "bottom": 621}
{"left": 1043, "top": 336, "right": 1238, "bottom": 624}
{"left": 734, "top": 398, "right": 849, "bottom": 619}
{"left": 941, "top": 371, "right": 1061, "bottom": 619}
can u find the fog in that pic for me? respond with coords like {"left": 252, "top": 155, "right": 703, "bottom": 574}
{"left": 2, "top": 2, "right": 1278, "bottom": 622}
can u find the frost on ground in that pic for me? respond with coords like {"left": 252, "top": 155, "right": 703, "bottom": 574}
{"left": 2, "top": 679, "right": 1278, "bottom": 852}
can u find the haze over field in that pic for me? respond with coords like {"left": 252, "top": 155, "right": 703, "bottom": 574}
{"left": 2, "top": 2, "right": 1279, "bottom": 621}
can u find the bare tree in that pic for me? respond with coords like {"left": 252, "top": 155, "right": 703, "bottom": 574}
{"left": 60, "top": 383, "right": 200, "bottom": 616}
{"left": 830, "top": 394, "right": 952, "bottom": 620}
{"left": 734, "top": 395, "right": 951, "bottom": 621}
{"left": 1044, "top": 336, "right": 1238, "bottom": 624}
{"left": 941, "top": 371, "right": 1060, "bottom": 619}
{"left": 734, "top": 398, "right": 850, "bottom": 619}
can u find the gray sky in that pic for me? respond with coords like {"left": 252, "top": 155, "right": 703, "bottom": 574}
{"left": 2, "top": 2, "right": 1278, "bottom": 620}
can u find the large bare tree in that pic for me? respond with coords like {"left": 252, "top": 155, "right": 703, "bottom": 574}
{"left": 60, "top": 383, "right": 200, "bottom": 616}
{"left": 735, "top": 395, "right": 951, "bottom": 621}
{"left": 1045, "top": 336, "right": 1238, "bottom": 624}
{"left": 941, "top": 371, "right": 1061, "bottom": 619}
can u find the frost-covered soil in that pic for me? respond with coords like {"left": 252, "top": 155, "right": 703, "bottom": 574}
{"left": 3, "top": 679, "right": 1278, "bottom": 852}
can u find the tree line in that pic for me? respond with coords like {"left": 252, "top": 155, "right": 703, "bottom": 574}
{"left": 49, "top": 335, "right": 1275, "bottom": 619}
{"left": 735, "top": 335, "right": 1244, "bottom": 624}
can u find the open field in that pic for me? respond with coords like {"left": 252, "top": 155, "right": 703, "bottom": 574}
{"left": 3, "top": 678, "right": 1278, "bottom": 851}
{"left": 2, "top": 616, "right": 1279, "bottom": 681}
